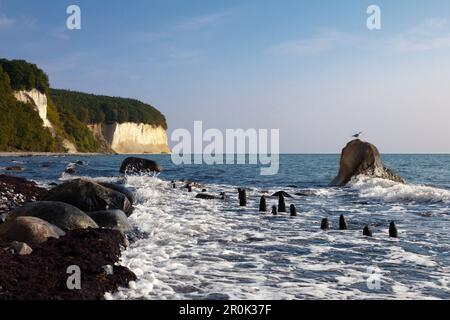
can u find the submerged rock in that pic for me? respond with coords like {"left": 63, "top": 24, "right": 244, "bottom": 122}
{"left": 330, "top": 139, "right": 405, "bottom": 187}
{"left": 119, "top": 157, "right": 161, "bottom": 174}
{"left": 42, "top": 179, "right": 132, "bottom": 215}
{"left": 195, "top": 193, "right": 221, "bottom": 200}
{"left": 272, "top": 191, "right": 292, "bottom": 198}
{"left": 8, "top": 201, "right": 98, "bottom": 231}
{"left": 88, "top": 210, "right": 132, "bottom": 232}
{"left": 0, "top": 216, "right": 65, "bottom": 244}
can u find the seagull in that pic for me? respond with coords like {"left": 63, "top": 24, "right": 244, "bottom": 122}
{"left": 352, "top": 131, "right": 363, "bottom": 138}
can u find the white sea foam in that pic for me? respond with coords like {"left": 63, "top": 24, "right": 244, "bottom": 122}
{"left": 108, "top": 175, "right": 450, "bottom": 300}
{"left": 349, "top": 176, "right": 450, "bottom": 204}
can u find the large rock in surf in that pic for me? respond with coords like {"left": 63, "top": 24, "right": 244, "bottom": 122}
{"left": 119, "top": 157, "right": 161, "bottom": 174}
{"left": 88, "top": 210, "right": 132, "bottom": 232}
{"left": 330, "top": 139, "right": 404, "bottom": 187}
{"left": 7, "top": 201, "right": 98, "bottom": 231}
{"left": 41, "top": 179, "right": 132, "bottom": 215}
{"left": 0, "top": 216, "right": 65, "bottom": 245}
{"left": 97, "top": 182, "right": 135, "bottom": 205}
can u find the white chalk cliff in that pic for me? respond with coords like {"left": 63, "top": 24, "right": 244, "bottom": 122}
{"left": 88, "top": 122, "right": 170, "bottom": 154}
{"left": 14, "top": 89, "right": 53, "bottom": 129}
{"left": 14, "top": 89, "right": 78, "bottom": 153}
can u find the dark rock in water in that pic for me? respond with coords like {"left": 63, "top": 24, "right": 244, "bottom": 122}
{"left": 272, "top": 205, "right": 278, "bottom": 215}
{"left": 239, "top": 189, "right": 247, "bottom": 206}
{"left": 125, "top": 226, "right": 150, "bottom": 244}
{"left": 74, "top": 160, "right": 85, "bottom": 165}
{"left": 330, "top": 139, "right": 405, "bottom": 187}
{"left": 290, "top": 204, "right": 297, "bottom": 216}
{"left": 0, "top": 175, "right": 45, "bottom": 215}
{"left": 97, "top": 182, "right": 135, "bottom": 205}
{"left": 195, "top": 193, "right": 221, "bottom": 200}
{"left": 119, "top": 157, "right": 161, "bottom": 174}
{"left": 0, "top": 228, "right": 136, "bottom": 300}
{"left": 187, "top": 185, "right": 192, "bottom": 192}
{"left": 286, "top": 185, "right": 298, "bottom": 188}
{"left": 8, "top": 201, "right": 98, "bottom": 231}
{"left": 65, "top": 167, "right": 76, "bottom": 175}
{"left": 321, "top": 218, "right": 330, "bottom": 230}
{"left": 389, "top": 221, "right": 398, "bottom": 238}
{"left": 363, "top": 226, "right": 373, "bottom": 237}
{"left": 9, "top": 241, "right": 33, "bottom": 255}
{"left": 259, "top": 196, "right": 267, "bottom": 212}
{"left": 5, "top": 166, "right": 24, "bottom": 172}
{"left": 88, "top": 210, "right": 132, "bottom": 232}
{"left": 272, "top": 191, "right": 292, "bottom": 198}
{"left": 339, "top": 214, "right": 348, "bottom": 230}
{"left": 202, "top": 189, "right": 207, "bottom": 192}
{"left": 42, "top": 179, "right": 132, "bottom": 216}
{"left": 0, "top": 216, "right": 65, "bottom": 244}
{"left": 278, "top": 194, "right": 286, "bottom": 212}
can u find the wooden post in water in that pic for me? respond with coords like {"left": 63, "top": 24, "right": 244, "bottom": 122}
{"left": 389, "top": 221, "right": 398, "bottom": 238}
{"left": 239, "top": 189, "right": 247, "bottom": 206}
{"left": 289, "top": 204, "right": 297, "bottom": 216}
{"left": 363, "top": 226, "right": 373, "bottom": 237}
{"left": 278, "top": 194, "right": 286, "bottom": 212}
{"left": 259, "top": 196, "right": 267, "bottom": 212}
{"left": 321, "top": 218, "right": 330, "bottom": 230}
{"left": 272, "top": 205, "right": 278, "bottom": 215}
{"left": 339, "top": 214, "right": 348, "bottom": 230}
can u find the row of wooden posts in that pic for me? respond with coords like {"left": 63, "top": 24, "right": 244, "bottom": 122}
{"left": 238, "top": 188, "right": 399, "bottom": 238}
{"left": 172, "top": 182, "right": 399, "bottom": 238}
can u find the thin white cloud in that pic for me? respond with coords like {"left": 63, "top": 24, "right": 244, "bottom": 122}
{"left": 268, "top": 30, "right": 356, "bottom": 56}
{"left": 389, "top": 18, "right": 450, "bottom": 53}
{"left": 48, "top": 27, "right": 70, "bottom": 41}
{"left": 0, "top": 16, "right": 15, "bottom": 29}
{"left": 175, "top": 12, "right": 228, "bottom": 31}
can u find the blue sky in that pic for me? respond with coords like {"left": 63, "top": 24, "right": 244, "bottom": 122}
{"left": 1, "top": 0, "right": 450, "bottom": 153}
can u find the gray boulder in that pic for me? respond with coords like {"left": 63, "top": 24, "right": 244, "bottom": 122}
{"left": 97, "top": 182, "right": 135, "bottom": 205}
{"left": 8, "top": 201, "right": 98, "bottom": 231}
{"left": 41, "top": 179, "right": 132, "bottom": 215}
{"left": 0, "top": 216, "right": 65, "bottom": 244}
{"left": 88, "top": 210, "right": 132, "bottom": 232}
{"left": 330, "top": 139, "right": 405, "bottom": 187}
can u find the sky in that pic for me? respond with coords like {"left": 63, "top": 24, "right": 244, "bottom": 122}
{"left": 1, "top": 0, "right": 450, "bottom": 153}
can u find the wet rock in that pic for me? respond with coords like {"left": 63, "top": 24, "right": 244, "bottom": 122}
{"left": 119, "top": 157, "right": 161, "bottom": 174}
{"left": 195, "top": 193, "right": 221, "bottom": 200}
{"left": 97, "top": 182, "right": 135, "bottom": 205}
{"left": 0, "top": 228, "right": 136, "bottom": 300}
{"left": 42, "top": 179, "right": 132, "bottom": 215}
{"left": 363, "top": 226, "right": 373, "bottom": 237}
{"left": 5, "top": 166, "right": 24, "bottom": 172}
{"left": 8, "top": 201, "right": 98, "bottom": 231}
{"left": 321, "top": 218, "right": 330, "bottom": 230}
{"left": 88, "top": 210, "right": 132, "bottom": 232}
{"left": 0, "top": 216, "right": 65, "bottom": 244}
{"left": 10, "top": 241, "right": 33, "bottom": 255}
{"left": 339, "top": 214, "right": 348, "bottom": 230}
{"left": 65, "top": 166, "right": 76, "bottom": 175}
{"left": 330, "top": 139, "right": 405, "bottom": 187}
{"left": 272, "top": 191, "right": 292, "bottom": 198}
{"left": 389, "top": 221, "right": 398, "bottom": 238}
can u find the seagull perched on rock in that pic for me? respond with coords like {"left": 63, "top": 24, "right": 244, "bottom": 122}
{"left": 352, "top": 131, "right": 363, "bottom": 138}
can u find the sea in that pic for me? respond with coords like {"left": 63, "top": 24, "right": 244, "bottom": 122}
{"left": 1, "top": 154, "right": 450, "bottom": 300}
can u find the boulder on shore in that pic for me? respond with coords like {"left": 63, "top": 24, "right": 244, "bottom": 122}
{"left": 0, "top": 216, "right": 65, "bottom": 245}
{"left": 97, "top": 182, "right": 135, "bottom": 205}
{"left": 119, "top": 157, "right": 161, "bottom": 174}
{"left": 41, "top": 179, "right": 132, "bottom": 215}
{"left": 88, "top": 210, "right": 132, "bottom": 232}
{"left": 330, "top": 139, "right": 405, "bottom": 187}
{"left": 7, "top": 201, "right": 98, "bottom": 231}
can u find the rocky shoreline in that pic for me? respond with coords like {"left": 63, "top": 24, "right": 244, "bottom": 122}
{"left": 0, "top": 157, "right": 161, "bottom": 300}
